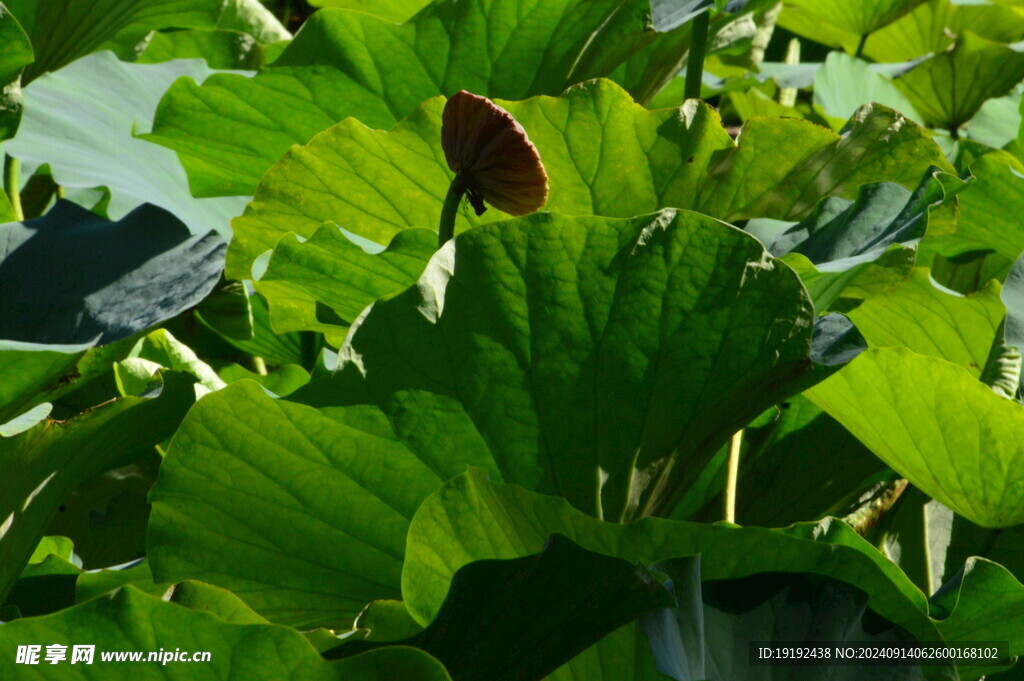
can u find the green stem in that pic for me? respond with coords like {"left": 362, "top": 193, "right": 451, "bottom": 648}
{"left": 724, "top": 429, "right": 743, "bottom": 523}
{"left": 854, "top": 33, "right": 868, "bottom": 59}
{"left": 4, "top": 155, "right": 24, "bottom": 221}
{"left": 683, "top": 10, "right": 710, "bottom": 101}
{"left": 438, "top": 174, "right": 468, "bottom": 248}
{"left": 250, "top": 355, "right": 268, "bottom": 376}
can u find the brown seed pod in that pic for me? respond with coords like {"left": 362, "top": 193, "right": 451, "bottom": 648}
{"left": 441, "top": 91, "right": 548, "bottom": 217}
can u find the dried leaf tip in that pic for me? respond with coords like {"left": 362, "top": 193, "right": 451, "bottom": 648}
{"left": 441, "top": 91, "right": 549, "bottom": 218}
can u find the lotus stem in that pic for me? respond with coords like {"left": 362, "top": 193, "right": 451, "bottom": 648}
{"left": 724, "top": 429, "right": 743, "bottom": 523}
{"left": 438, "top": 173, "right": 468, "bottom": 248}
{"left": 854, "top": 33, "right": 868, "bottom": 59}
{"left": 4, "top": 155, "right": 23, "bottom": 221}
{"left": 778, "top": 38, "right": 800, "bottom": 107}
{"left": 684, "top": 10, "right": 711, "bottom": 101}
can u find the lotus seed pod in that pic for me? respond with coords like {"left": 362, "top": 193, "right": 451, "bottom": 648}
{"left": 441, "top": 91, "right": 548, "bottom": 217}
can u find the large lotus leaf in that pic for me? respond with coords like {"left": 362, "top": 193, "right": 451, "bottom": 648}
{"left": 327, "top": 534, "right": 675, "bottom": 681}
{"left": 0, "top": 201, "right": 224, "bottom": 345}
{"left": 148, "top": 379, "right": 449, "bottom": 628}
{"left": 0, "top": 586, "right": 452, "bottom": 680}
{"left": 314, "top": 209, "right": 826, "bottom": 521}
{"left": 846, "top": 269, "right": 1004, "bottom": 377}
{"left": 892, "top": 31, "right": 1024, "bottom": 131}
{"left": 150, "top": 209, "right": 832, "bottom": 627}
{"left": 401, "top": 469, "right": 941, "bottom": 681}
{"left": 0, "top": 372, "right": 194, "bottom": 606}
{"left": 5, "top": 0, "right": 286, "bottom": 85}
{"left": 641, "top": 561, "right": 929, "bottom": 681}
{"left": 231, "top": 78, "right": 950, "bottom": 283}
{"left": 930, "top": 151, "right": 1024, "bottom": 262}
{"left": 6, "top": 53, "right": 248, "bottom": 236}
{"left": 0, "top": 4, "right": 32, "bottom": 142}
{"left": 143, "top": 2, "right": 684, "bottom": 197}
{"left": 780, "top": 0, "right": 926, "bottom": 39}
{"left": 807, "top": 348, "right": 1024, "bottom": 528}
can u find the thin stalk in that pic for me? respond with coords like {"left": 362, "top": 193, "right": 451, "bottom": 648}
{"left": 724, "top": 429, "right": 743, "bottom": 523}
{"left": 4, "top": 155, "right": 24, "bottom": 221}
{"left": 438, "top": 174, "right": 468, "bottom": 248}
{"left": 683, "top": 10, "right": 711, "bottom": 101}
{"left": 250, "top": 355, "right": 268, "bottom": 376}
{"left": 854, "top": 33, "right": 868, "bottom": 59}
{"left": 56, "top": 185, "right": 66, "bottom": 200}
{"left": 777, "top": 38, "right": 800, "bottom": 108}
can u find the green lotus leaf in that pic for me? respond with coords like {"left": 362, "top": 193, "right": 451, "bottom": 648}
{"left": 0, "top": 3, "right": 32, "bottom": 141}
{"left": 0, "top": 340, "right": 92, "bottom": 426}
{"left": 780, "top": 0, "right": 927, "bottom": 41}
{"left": 75, "top": 562, "right": 169, "bottom": 605}
{"left": 198, "top": 292, "right": 312, "bottom": 368}
{"left": 401, "top": 469, "right": 940, "bottom": 680}
{"left": 812, "top": 52, "right": 921, "bottom": 124}
{"left": 846, "top": 268, "right": 1004, "bottom": 376}
{"left": 217, "top": 363, "right": 310, "bottom": 397}
{"left": 150, "top": 208, "right": 834, "bottom": 626}
{"left": 806, "top": 347, "right": 1024, "bottom": 528}
{"left": 312, "top": 209, "right": 826, "bottom": 521}
{"left": 326, "top": 534, "right": 674, "bottom": 681}
{"left": 254, "top": 227, "right": 436, "bottom": 342}
{"left": 148, "top": 380, "right": 445, "bottom": 629}
{"left": 0, "top": 201, "right": 225, "bottom": 345}
{"left": 143, "top": 1, "right": 683, "bottom": 197}
{"left": 929, "top": 558, "right": 1024, "bottom": 679}
{"left": 0, "top": 372, "right": 195, "bottom": 606}
{"left": 5, "top": 0, "right": 286, "bottom": 85}
{"left": 6, "top": 53, "right": 248, "bottom": 236}
{"left": 0, "top": 586, "right": 452, "bottom": 680}
{"left": 892, "top": 31, "right": 1024, "bottom": 132}
{"left": 747, "top": 168, "right": 965, "bottom": 311}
